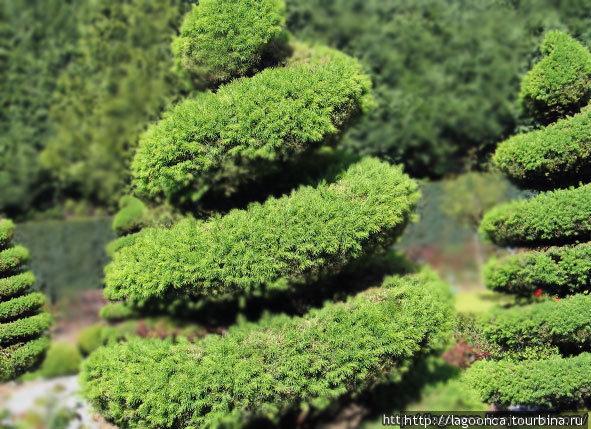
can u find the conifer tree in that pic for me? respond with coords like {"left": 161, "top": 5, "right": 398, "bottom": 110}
{"left": 0, "top": 219, "right": 52, "bottom": 381}
{"left": 81, "top": 0, "right": 454, "bottom": 426}
{"left": 465, "top": 32, "right": 591, "bottom": 409}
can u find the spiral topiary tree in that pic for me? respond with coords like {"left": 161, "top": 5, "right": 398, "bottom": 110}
{"left": 81, "top": 1, "right": 454, "bottom": 426}
{"left": 0, "top": 219, "right": 52, "bottom": 381}
{"left": 465, "top": 32, "right": 591, "bottom": 409}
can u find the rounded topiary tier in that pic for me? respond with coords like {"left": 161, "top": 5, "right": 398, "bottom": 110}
{"left": 465, "top": 32, "right": 591, "bottom": 409}
{"left": 82, "top": 0, "right": 454, "bottom": 425}
{"left": 0, "top": 219, "right": 52, "bottom": 382}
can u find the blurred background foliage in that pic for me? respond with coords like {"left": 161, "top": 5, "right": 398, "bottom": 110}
{"left": 1, "top": 0, "right": 590, "bottom": 219}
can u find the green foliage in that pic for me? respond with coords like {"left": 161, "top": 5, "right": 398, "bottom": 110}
{"left": 479, "top": 185, "right": 591, "bottom": 246}
{"left": 81, "top": 271, "right": 453, "bottom": 428}
{"left": 99, "top": 303, "right": 139, "bottom": 322}
{"left": 41, "top": 0, "right": 192, "bottom": 207}
{"left": 0, "top": 337, "right": 50, "bottom": 383}
{"left": 106, "top": 158, "right": 419, "bottom": 304}
{"left": 77, "top": 325, "right": 105, "bottom": 356}
{"left": 0, "top": 313, "right": 53, "bottom": 346}
{"left": 0, "top": 272, "right": 36, "bottom": 301}
{"left": 39, "top": 342, "right": 82, "bottom": 378}
{"left": 0, "top": 219, "right": 14, "bottom": 248}
{"left": 0, "top": 220, "right": 51, "bottom": 381}
{"left": 0, "top": 292, "right": 45, "bottom": 322}
{"left": 482, "top": 294, "right": 591, "bottom": 351}
{"left": 465, "top": 353, "right": 591, "bottom": 408}
{"left": 286, "top": 0, "right": 553, "bottom": 178}
{"left": 133, "top": 44, "right": 373, "bottom": 202}
{"left": 485, "top": 242, "right": 591, "bottom": 295}
{"left": 493, "top": 107, "right": 591, "bottom": 188}
{"left": 520, "top": 31, "right": 591, "bottom": 122}
{"left": 0, "top": 246, "right": 30, "bottom": 275}
{"left": 471, "top": 27, "right": 591, "bottom": 408}
{"left": 0, "top": 0, "right": 81, "bottom": 218}
{"left": 172, "top": 0, "right": 288, "bottom": 83}
{"left": 112, "top": 196, "right": 146, "bottom": 236}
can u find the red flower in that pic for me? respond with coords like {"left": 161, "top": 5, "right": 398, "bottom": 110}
{"left": 556, "top": 297, "right": 561, "bottom": 301}
{"left": 534, "top": 288, "right": 542, "bottom": 297}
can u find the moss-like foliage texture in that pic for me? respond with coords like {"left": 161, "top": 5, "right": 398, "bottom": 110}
{"left": 520, "top": 31, "right": 591, "bottom": 122}
{"left": 172, "top": 0, "right": 287, "bottom": 83}
{"left": 107, "top": 158, "right": 418, "bottom": 303}
{"left": 133, "top": 45, "right": 373, "bottom": 202}
{"left": 465, "top": 353, "right": 591, "bottom": 409}
{"left": 482, "top": 294, "right": 591, "bottom": 351}
{"left": 0, "top": 219, "right": 52, "bottom": 382}
{"left": 469, "top": 31, "right": 591, "bottom": 409}
{"left": 479, "top": 185, "right": 591, "bottom": 246}
{"left": 82, "top": 271, "right": 453, "bottom": 428}
{"left": 493, "top": 107, "right": 591, "bottom": 188}
{"left": 485, "top": 242, "right": 591, "bottom": 296}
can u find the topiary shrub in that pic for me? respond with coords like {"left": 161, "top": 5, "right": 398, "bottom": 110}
{"left": 39, "top": 342, "right": 82, "bottom": 378}
{"left": 0, "top": 219, "right": 52, "bottom": 382}
{"left": 85, "top": 0, "right": 453, "bottom": 425}
{"left": 82, "top": 271, "right": 453, "bottom": 428}
{"left": 466, "top": 32, "right": 591, "bottom": 409}
{"left": 520, "top": 31, "right": 591, "bottom": 122}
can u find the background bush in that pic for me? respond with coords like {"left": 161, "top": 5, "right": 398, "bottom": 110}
{"left": 38, "top": 342, "right": 82, "bottom": 378}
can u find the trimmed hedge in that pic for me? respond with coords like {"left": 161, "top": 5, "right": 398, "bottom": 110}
{"left": 493, "top": 107, "right": 591, "bottom": 188}
{"left": 0, "top": 272, "right": 36, "bottom": 300}
{"left": 0, "top": 312, "right": 53, "bottom": 346}
{"left": 0, "top": 219, "right": 14, "bottom": 249}
{"left": 132, "top": 45, "right": 373, "bottom": 202}
{"left": 82, "top": 271, "right": 453, "bottom": 428}
{"left": 465, "top": 353, "right": 591, "bottom": 408}
{"left": 479, "top": 185, "right": 591, "bottom": 246}
{"left": 485, "top": 242, "right": 591, "bottom": 296}
{"left": 0, "top": 292, "right": 45, "bottom": 322}
{"left": 172, "top": 0, "right": 287, "bottom": 83}
{"left": 106, "top": 158, "right": 419, "bottom": 303}
{"left": 520, "top": 31, "right": 591, "bottom": 122}
{"left": 482, "top": 294, "right": 591, "bottom": 350}
{"left": 0, "top": 219, "right": 51, "bottom": 381}
{"left": 0, "top": 337, "right": 50, "bottom": 382}
{"left": 0, "top": 246, "right": 30, "bottom": 274}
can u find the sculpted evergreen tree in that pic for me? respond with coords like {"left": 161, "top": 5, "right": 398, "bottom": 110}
{"left": 465, "top": 32, "right": 591, "bottom": 408}
{"left": 0, "top": 219, "right": 52, "bottom": 381}
{"left": 81, "top": 1, "right": 454, "bottom": 426}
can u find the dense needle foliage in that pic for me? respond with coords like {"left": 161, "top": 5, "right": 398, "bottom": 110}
{"left": 493, "top": 107, "right": 591, "bottom": 188}
{"left": 520, "top": 31, "right": 591, "bottom": 122}
{"left": 172, "top": 0, "right": 288, "bottom": 83}
{"left": 0, "top": 219, "right": 51, "bottom": 382}
{"left": 82, "top": 271, "right": 453, "bottom": 428}
{"left": 133, "top": 45, "right": 372, "bottom": 202}
{"left": 466, "top": 31, "right": 591, "bottom": 409}
{"left": 106, "top": 158, "right": 419, "bottom": 303}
